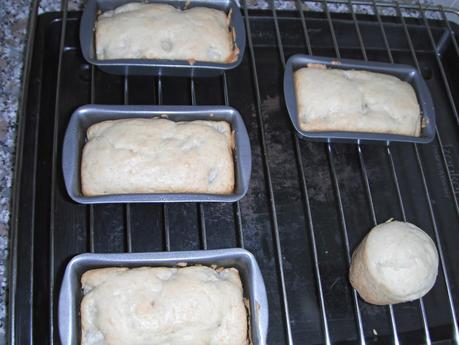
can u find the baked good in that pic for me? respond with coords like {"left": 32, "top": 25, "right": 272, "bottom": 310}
{"left": 95, "top": 3, "right": 238, "bottom": 63}
{"left": 81, "top": 118, "right": 234, "bottom": 196}
{"left": 80, "top": 266, "right": 248, "bottom": 345}
{"left": 294, "top": 65, "right": 421, "bottom": 136}
{"left": 349, "top": 220, "right": 439, "bottom": 305}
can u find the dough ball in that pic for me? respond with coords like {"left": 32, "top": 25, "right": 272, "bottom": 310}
{"left": 349, "top": 220, "right": 438, "bottom": 305}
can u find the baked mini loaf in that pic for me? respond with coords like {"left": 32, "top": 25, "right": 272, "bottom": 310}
{"left": 294, "top": 65, "right": 421, "bottom": 136}
{"left": 80, "top": 266, "right": 248, "bottom": 345}
{"left": 349, "top": 220, "right": 439, "bottom": 305}
{"left": 81, "top": 118, "right": 234, "bottom": 195}
{"left": 95, "top": 3, "right": 238, "bottom": 63}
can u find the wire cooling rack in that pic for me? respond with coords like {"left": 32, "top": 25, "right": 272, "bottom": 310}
{"left": 8, "top": 0, "right": 459, "bottom": 344}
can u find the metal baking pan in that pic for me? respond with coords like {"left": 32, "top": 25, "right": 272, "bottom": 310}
{"left": 283, "top": 54, "right": 436, "bottom": 144}
{"left": 62, "top": 104, "right": 252, "bottom": 203}
{"left": 80, "top": 0, "right": 246, "bottom": 76}
{"left": 58, "top": 248, "right": 269, "bottom": 345}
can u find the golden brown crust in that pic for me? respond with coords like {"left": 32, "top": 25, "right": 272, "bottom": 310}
{"left": 225, "top": 27, "right": 240, "bottom": 64}
{"left": 306, "top": 63, "right": 327, "bottom": 69}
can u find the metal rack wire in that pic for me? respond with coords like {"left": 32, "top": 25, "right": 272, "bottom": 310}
{"left": 8, "top": 0, "right": 459, "bottom": 344}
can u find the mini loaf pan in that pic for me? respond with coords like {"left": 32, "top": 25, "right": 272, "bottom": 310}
{"left": 283, "top": 54, "right": 436, "bottom": 144}
{"left": 62, "top": 105, "right": 252, "bottom": 204}
{"left": 80, "top": 0, "right": 246, "bottom": 76}
{"left": 58, "top": 248, "right": 269, "bottom": 345}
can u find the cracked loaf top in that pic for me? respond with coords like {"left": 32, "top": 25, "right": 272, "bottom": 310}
{"left": 80, "top": 266, "right": 248, "bottom": 345}
{"left": 81, "top": 118, "right": 235, "bottom": 196}
{"left": 95, "top": 3, "right": 238, "bottom": 63}
{"left": 294, "top": 65, "right": 421, "bottom": 136}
